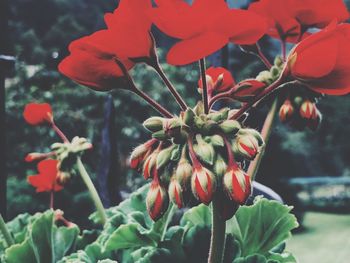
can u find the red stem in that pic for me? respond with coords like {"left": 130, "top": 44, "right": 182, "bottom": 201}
{"left": 281, "top": 40, "right": 287, "bottom": 61}
{"left": 230, "top": 75, "right": 286, "bottom": 120}
{"left": 222, "top": 136, "right": 235, "bottom": 168}
{"left": 187, "top": 135, "right": 201, "bottom": 170}
{"left": 199, "top": 59, "right": 209, "bottom": 114}
{"left": 114, "top": 58, "right": 173, "bottom": 118}
{"left": 257, "top": 46, "right": 272, "bottom": 69}
{"left": 51, "top": 122, "right": 69, "bottom": 143}
{"left": 151, "top": 62, "right": 188, "bottom": 111}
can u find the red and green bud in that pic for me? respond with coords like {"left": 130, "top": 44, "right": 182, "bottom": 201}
{"left": 223, "top": 166, "right": 251, "bottom": 205}
{"left": 163, "top": 118, "right": 181, "bottom": 137}
{"left": 25, "top": 152, "right": 54, "bottom": 162}
{"left": 143, "top": 117, "right": 165, "bottom": 132}
{"left": 129, "top": 139, "right": 157, "bottom": 170}
{"left": 198, "top": 67, "right": 234, "bottom": 95}
{"left": 308, "top": 108, "right": 322, "bottom": 131}
{"left": 279, "top": 99, "right": 294, "bottom": 123}
{"left": 143, "top": 149, "right": 160, "bottom": 179}
{"left": 191, "top": 166, "right": 216, "bottom": 205}
{"left": 146, "top": 179, "right": 169, "bottom": 221}
{"left": 234, "top": 132, "right": 260, "bottom": 160}
{"left": 232, "top": 79, "right": 266, "bottom": 102}
{"left": 176, "top": 159, "right": 193, "bottom": 188}
{"left": 168, "top": 178, "right": 184, "bottom": 208}
{"left": 299, "top": 100, "right": 317, "bottom": 120}
{"left": 56, "top": 171, "right": 71, "bottom": 186}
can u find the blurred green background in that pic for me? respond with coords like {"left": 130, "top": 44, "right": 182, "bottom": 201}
{"left": 3, "top": 0, "right": 350, "bottom": 262}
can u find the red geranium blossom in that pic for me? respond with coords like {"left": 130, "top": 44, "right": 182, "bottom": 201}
{"left": 23, "top": 103, "right": 53, "bottom": 125}
{"left": 150, "top": 0, "right": 267, "bottom": 65}
{"left": 249, "top": 0, "right": 349, "bottom": 42}
{"left": 58, "top": 0, "right": 152, "bottom": 91}
{"left": 27, "top": 159, "right": 63, "bottom": 192}
{"left": 287, "top": 23, "right": 350, "bottom": 95}
{"left": 198, "top": 67, "right": 235, "bottom": 95}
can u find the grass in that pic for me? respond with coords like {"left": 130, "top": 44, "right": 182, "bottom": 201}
{"left": 287, "top": 212, "right": 350, "bottom": 263}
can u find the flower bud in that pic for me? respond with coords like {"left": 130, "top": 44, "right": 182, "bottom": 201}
{"left": 152, "top": 130, "right": 170, "bottom": 141}
{"left": 25, "top": 152, "right": 52, "bottom": 162}
{"left": 156, "top": 145, "right": 176, "bottom": 169}
{"left": 168, "top": 178, "right": 184, "bottom": 208}
{"left": 129, "top": 139, "right": 157, "bottom": 170}
{"left": 175, "top": 159, "right": 193, "bottom": 187}
{"left": 208, "top": 135, "right": 224, "bottom": 147}
{"left": 146, "top": 180, "right": 169, "bottom": 221}
{"left": 274, "top": 56, "right": 283, "bottom": 67}
{"left": 143, "top": 117, "right": 165, "bottom": 132}
{"left": 191, "top": 166, "right": 216, "bottom": 205}
{"left": 219, "top": 120, "right": 241, "bottom": 134}
{"left": 143, "top": 150, "right": 159, "bottom": 179}
{"left": 279, "top": 100, "right": 294, "bottom": 123}
{"left": 232, "top": 79, "right": 266, "bottom": 102}
{"left": 183, "top": 108, "right": 195, "bottom": 127}
{"left": 238, "top": 128, "right": 264, "bottom": 147}
{"left": 308, "top": 108, "right": 322, "bottom": 131}
{"left": 299, "top": 100, "right": 317, "bottom": 120}
{"left": 223, "top": 166, "right": 251, "bottom": 205}
{"left": 256, "top": 70, "right": 272, "bottom": 84}
{"left": 234, "top": 133, "right": 260, "bottom": 160}
{"left": 163, "top": 118, "right": 181, "bottom": 137}
{"left": 198, "top": 67, "right": 234, "bottom": 94}
{"left": 193, "top": 134, "right": 215, "bottom": 165}
{"left": 208, "top": 108, "right": 229, "bottom": 122}
{"left": 213, "top": 155, "right": 227, "bottom": 178}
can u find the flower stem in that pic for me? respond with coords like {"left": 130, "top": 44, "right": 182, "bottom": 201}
{"left": 114, "top": 57, "right": 173, "bottom": 118}
{"left": 256, "top": 44, "right": 272, "bottom": 69}
{"left": 208, "top": 195, "right": 226, "bottom": 263}
{"left": 199, "top": 59, "right": 209, "bottom": 114}
{"left": 151, "top": 62, "right": 188, "bottom": 111}
{"left": 230, "top": 75, "right": 285, "bottom": 120}
{"left": 247, "top": 98, "right": 278, "bottom": 181}
{"left": 76, "top": 157, "right": 107, "bottom": 225}
{"left": 161, "top": 203, "right": 175, "bottom": 241}
{"left": 0, "top": 214, "right": 14, "bottom": 247}
{"left": 281, "top": 40, "right": 287, "bottom": 61}
{"left": 52, "top": 122, "right": 69, "bottom": 143}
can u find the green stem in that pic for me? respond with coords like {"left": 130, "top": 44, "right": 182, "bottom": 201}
{"left": 247, "top": 98, "right": 278, "bottom": 181}
{"left": 161, "top": 203, "right": 175, "bottom": 241}
{"left": 0, "top": 214, "right": 14, "bottom": 247}
{"left": 208, "top": 195, "right": 226, "bottom": 263}
{"left": 76, "top": 157, "right": 107, "bottom": 225}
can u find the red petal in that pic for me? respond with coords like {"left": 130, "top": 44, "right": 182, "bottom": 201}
{"left": 23, "top": 103, "right": 52, "bottom": 125}
{"left": 167, "top": 32, "right": 228, "bottom": 65}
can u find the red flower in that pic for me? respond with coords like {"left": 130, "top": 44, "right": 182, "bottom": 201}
{"left": 150, "top": 0, "right": 267, "bottom": 65}
{"left": 27, "top": 159, "right": 63, "bottom": 192}
{"left": 58, "top": 0, "right": 152, "bottom": 91}
{"left": 146, "top": 172, "right": 169, "bottom": 221}
{"left": 287, "top": 23, "right": 350, "bottom": 95}
{"left": 232, "top": 79, "right": 266, "bottom": 102}
{"left": 198, "top": 67, "right": 235, "bottom": 96}
{"left": 23, "top": 103, "right": 53, "bottom": 125}
{"left": 249, "top": 0, "right": 349, "bottom": 42}
{"left": 279, "top": 99, "right": 295, "bottom": 123}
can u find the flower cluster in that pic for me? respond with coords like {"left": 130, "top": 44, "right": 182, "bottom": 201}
{"left": 130, "top": 102, "right": 264, "bottom": 220}
{"left": 24, "top": 103, "right": 92, "bottom": 194}
{"left": 57, "top": 0, "right": 350, "bottom": 223}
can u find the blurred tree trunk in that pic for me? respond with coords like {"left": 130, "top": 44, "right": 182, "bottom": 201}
{"left": 97, "top": 95, "right": 122, "bottom": 207}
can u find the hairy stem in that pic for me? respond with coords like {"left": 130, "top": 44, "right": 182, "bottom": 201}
{"left": 0, "top": 214, "right": 14, "bottom": 247}
{"left": 199, "top": 59, "right": 209, "bottom": 114}
{"left": 52, "top": 122, "right": 69, "bottom": 143}
{"left": 247, "top": 98, "right": 278, "bottom": 181}
{"left": 161, "top": 203, "right": 175, "bottom": 241}
{"left": 76, "top": 157, "right": 107, "bottom": 225}
{"left": 151, "top": 62, "right": 188, "bottom": 111}
{"left": 114, "top": 57, "right": 173, "bottom": 118}
{"left": 208, "top": 196, "right": 226, "bottom": 263}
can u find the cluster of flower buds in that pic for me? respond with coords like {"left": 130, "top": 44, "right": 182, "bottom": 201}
{"left": 130, "top": 102, "right": 264, "bottom": 221}
{"left": 256, "top": 56, "right": 284, "bottom": 85}
{"left": 279, "top": 96, "right": 322, "bottom": 131}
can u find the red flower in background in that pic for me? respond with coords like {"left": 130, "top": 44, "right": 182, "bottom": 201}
{"left": 287, "top": 23, "right": 350, "bottom": 95}
{"left": 27, "top": 159, "right": 63, "bottom": 192}
{"left": 249, "top": 0, "right": 349, "bottom": 42}
{"left": 150, "top": 0, "right": 267, "bottom": 65}
{"left": 198, "top": 67, "right": 235, "bottom": 95}
{"left": 58, "top": 0, "right": 152, "bottom": 91}
{"left": 23, "top": 103, "right": 53, "bottom": 125}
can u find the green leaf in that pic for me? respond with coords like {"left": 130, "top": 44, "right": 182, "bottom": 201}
{"left": 233, "top": 254, "right": 267, "bottom": 263}
{"left": 4, "top": 210, "right": 80, "bottom": 263}
{"left": 267, "top": 252, "right": 297, "bottom": 263}
{"left": 180, "top": 204, "right": 212, "bottom": 227}
{"left": 226, "top": 197, "right": 299, "bottom": 257}
{"left": 104, "top": 223, "right": 157, "bottom": 252}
